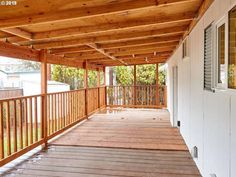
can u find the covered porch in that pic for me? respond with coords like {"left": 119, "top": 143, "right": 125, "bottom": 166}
{"left": 0, "top": 0, "right": 214, "bottom": 176}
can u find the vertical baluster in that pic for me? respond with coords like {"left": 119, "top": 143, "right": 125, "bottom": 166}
{"left": 47, "top": 94, "right": 50, "bottom": 135}
{"left": 55, "top": 94, "right": 58, "bottom": 131}
{"left": 72, "top": 92, "right": 74, "bottom": 122}
{"left": 24, "top": 99, "right": 28, "bottom": 147}
{"left": 34, "top": 97, "right": 38, "bottom": 142}
{"left": 61, "top": 93, "right": 64, "bottom": 127}
{"left": 52, "top": 94, "right": 55, "bottom": 133}
{"left": 18, "top": 99, "right": 23, "bottom": 149}
{"left": 6, "top": 101, "right": 11, "bottom": 156}
{"left": 29, "top": 98, "right": 33, "bottom": 144}
{"left": 13, "top": 100, "right": 17, "bottom": 153}
{"left": 65, "top": 93, "right": 67, "bottom": 125}
{"left": 69, "top": 93, "right": 71, "bottom": 123}
{"left": 59, "top": 94, "right": 62, "bottom": 129}
{"left": 40, "top": 96, "right": 44, "bottom": 139}
{"left": 0, "top": 102, "right": 4, "bottom": 159}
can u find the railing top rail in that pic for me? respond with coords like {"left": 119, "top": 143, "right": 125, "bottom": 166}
{"left": 106, "top": 85, "right": 167, "bottom": 87}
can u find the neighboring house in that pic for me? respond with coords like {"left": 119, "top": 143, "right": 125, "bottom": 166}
{"left": 0, "top": 70, "right": 7, "bottom": 88}
{"left": 0, "top": 70, "right": 70, "bottom": 98}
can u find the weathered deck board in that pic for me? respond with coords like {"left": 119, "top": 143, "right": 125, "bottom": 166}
{"left": 52, "top": 108, "right": 187, "bottom": 151}
{"left": 3, "top": 146, "right": 201, "bottom": 177}
{"left": 1, "top": 108, "right": 201, "bottom": 177}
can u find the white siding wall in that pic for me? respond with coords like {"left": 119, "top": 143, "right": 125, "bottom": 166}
{"left": 167, "top": 0, "right": 236, "bottom": 176}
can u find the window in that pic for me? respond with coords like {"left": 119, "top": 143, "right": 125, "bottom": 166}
{"left": 204, "top": 24, "right": 213, "bottom": 91}
{"left": 216, "top": 16, "right": 227, "bottom": 89}
{"left": 229, "top": 7, "right": 236, "bottom": 89}
{"left": 182, "top": 37, "right": 189, "bottom": 59}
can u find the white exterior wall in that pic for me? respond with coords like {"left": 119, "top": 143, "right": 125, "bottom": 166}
{"left": 167, "top": 0, "right": 236, "bottom": 177}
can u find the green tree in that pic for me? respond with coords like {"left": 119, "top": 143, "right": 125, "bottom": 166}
{"left": 114, "top": 64, "right": 166, "bottom": 86}
{"left": 115, "top": 66, "right": 134, "bottom": 85}
{"left": 88, "top": 70, "right": 98, "bottom": 88}
{"left": 137, "top": 64, "right": 156, "bottom": 85}
{"left": 51, "top": 65, "right": 85, "bottom": 90}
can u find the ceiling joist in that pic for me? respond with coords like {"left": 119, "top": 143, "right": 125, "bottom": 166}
{"left": 87, "top": 43, "right": 127, "bottom": 65}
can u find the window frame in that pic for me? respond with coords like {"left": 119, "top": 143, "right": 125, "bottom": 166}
{"left": 182, "top": 36, "right": 190, "bottom": 59}
{"left": 215, "top": 15, "right": 228, "bottom": 90}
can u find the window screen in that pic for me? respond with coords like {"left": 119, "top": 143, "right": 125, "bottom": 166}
{"left": 204, "top": 25, "right": 213, "bottom": 91}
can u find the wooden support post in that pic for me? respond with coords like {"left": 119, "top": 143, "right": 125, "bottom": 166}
{"left": 97, "top": 68, "right": 101, "bottom": 110}
{"left": 84, "top": 60, "right": 89, "bottom": 118}
{"left": 40, "top": 49, "right": 48, "bottom": 148}
{"left": 164, "top": 85, "right": 167, "bottom": 107}
{"left": 156, "top": 63, "right": 160, "bottom": 106}
{"left": 104, "top": 66, "right": 107, "bottom": 107}
{"left": 134, "top": 65, "right": 137, "bottom": 106}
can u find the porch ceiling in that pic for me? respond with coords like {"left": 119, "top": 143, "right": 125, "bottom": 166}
{"left": 0, "top": 0, "right": 213, "bottom": 68}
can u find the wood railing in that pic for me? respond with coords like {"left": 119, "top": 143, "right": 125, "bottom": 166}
{"left": 0, "top": 87, "right": 105, "bottom": 166}
{"left": 106, "top": 85, "right": 167, "bottom": 108}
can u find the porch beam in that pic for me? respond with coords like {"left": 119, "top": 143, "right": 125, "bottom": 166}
{"left": 50, "top": 46, "right": 93, "bottom": 55}
{"left": 87, "top": 43, "right": 127, "bottom": 65}
{"left": 0, "top": 0, "right": 195, "bottom": 29}
{"left": 2, "top": 28, "right": 33, "bottom": 40}
{"left": 0, "top": 40, "right": 39, "bottom": 61}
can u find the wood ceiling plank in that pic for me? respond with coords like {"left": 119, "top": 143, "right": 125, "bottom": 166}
{"left": 29, "top": 25, "right": 187, "bottom": 49}
{"left": 0, "top": 0, "right": 197, "bottom": 29}
{"left": 100, "top": 35, "right": 181, "bottom": 49}
{"left": 105, "top": 41, "right": 179, "bottom": 53}
{"left": 33, "top": 12, "right": 195, "bottom": 40}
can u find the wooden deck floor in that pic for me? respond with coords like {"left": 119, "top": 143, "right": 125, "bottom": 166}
{"left": 52, "top": 108, "right": 187, "bottom": 151}
{"left": 1, "top": 108, "right": 202, "bottom": 177}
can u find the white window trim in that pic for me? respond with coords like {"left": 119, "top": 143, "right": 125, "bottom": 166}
{"left": 182, "top": 36, "right": 190, "bottom": 60}
{"left": 214, "top": 15, "right": 228, "bottom": 90}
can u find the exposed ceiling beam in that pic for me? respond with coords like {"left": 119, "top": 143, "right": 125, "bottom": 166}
{"left": 2, "top": 28, "right": 33, "bottom": 40}
{"left": 87, "top": 43, "right": 127, "bottom": 65}
{"left": 33, "top": 13, "right": 194, "bottom": 40}
{"left": 0, "top": 0, "right": 196, "bottom": 29}
{"left": 95, "top": 58, "right": 168, "bottom": 66}
{"left": 50, "top": 45, "right": 94, "bottom": 54}
{"left": 112, "top": 47, "right": 175, "bottom": 57}
{"left": 45, "top": 35, "right": 181, "bottom": 54}
{"left": 100, "top": 35, "right": 181, "bottom": 49}
{"left": 105, "top": 41, "right": 178, "bottom": 53}
{"left": 27, "top": 26, "right": 187, "bottom": 49}
{"left": 89, "top": 56, "right": 168, "bottom": 63}
{"left": 0, "top": 40, "right": 39, "bottom": 61}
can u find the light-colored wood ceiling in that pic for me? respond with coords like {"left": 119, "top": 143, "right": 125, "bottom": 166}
{"left": 0, "top": 0, "right": 214, "bottom": 67}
